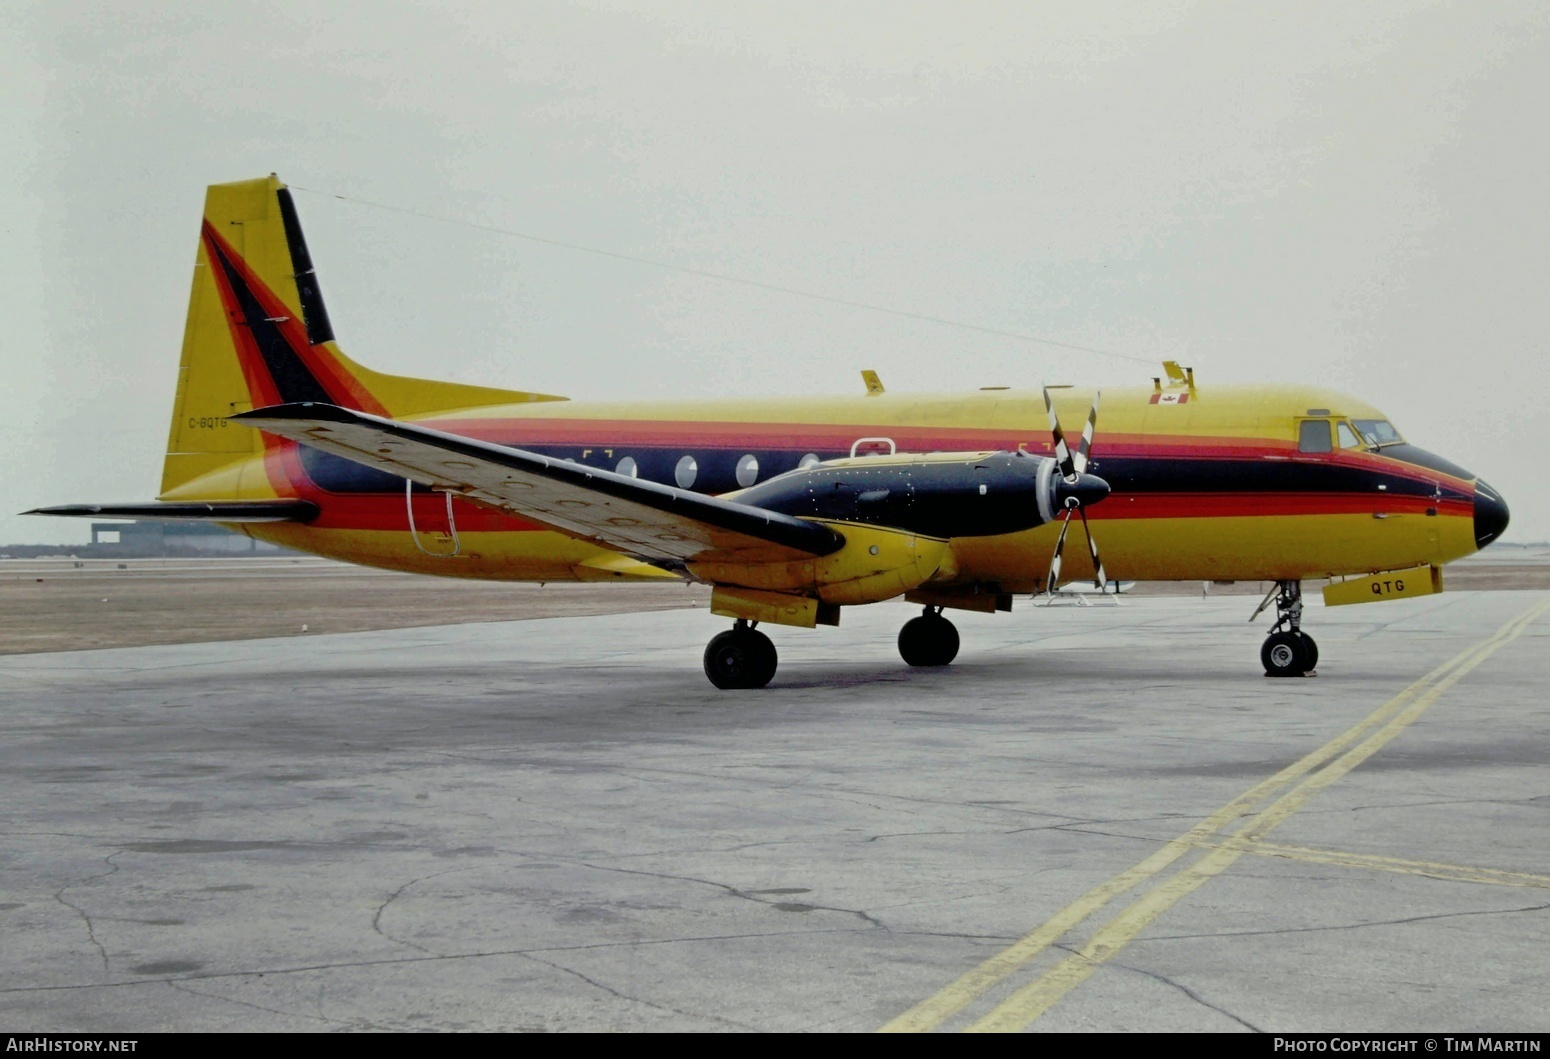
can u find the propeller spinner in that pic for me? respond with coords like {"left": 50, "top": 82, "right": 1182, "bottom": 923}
{"left": 1042, "top": 387, "right": 1112, "bottom": 594}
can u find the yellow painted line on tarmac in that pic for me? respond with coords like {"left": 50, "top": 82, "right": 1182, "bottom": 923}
{"left": 881, "top": 597, "right": 1550, "bottom": 1034}
{"left": 961, "top": 598, "right": 1549, "bottom": 1033}
{"left": 880, "top": 639, "right": 1459, "bottom": 1033}
{"left": 1239, "top": 842, "right": 1550, "bottom": 891}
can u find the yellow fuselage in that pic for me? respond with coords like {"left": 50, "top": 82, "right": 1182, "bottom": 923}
{"left": 173, "top": 382, "right": 1481, "bottom": 590}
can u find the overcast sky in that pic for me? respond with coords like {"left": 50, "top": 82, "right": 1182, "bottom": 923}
{"left": 4, "top": 1, "right": 1547, "bottom": 547}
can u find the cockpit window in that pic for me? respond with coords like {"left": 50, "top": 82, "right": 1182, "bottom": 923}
{"left": 1298, "top": 420, "right": 1333, "bottom": 453}
{"left": 1336, "top": 422, "right": 1362, "bottom": 449}
{"left": 1352, "top": 419, "right": 1403, "bottom": 448}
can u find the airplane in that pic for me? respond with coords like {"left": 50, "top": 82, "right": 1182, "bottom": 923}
{"left": 27, "top": 175, "right": 1511, "bottom": 688}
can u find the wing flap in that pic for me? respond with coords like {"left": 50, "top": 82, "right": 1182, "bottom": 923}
{"left": 231, "top": 403, "right": 843, "bottom": 565}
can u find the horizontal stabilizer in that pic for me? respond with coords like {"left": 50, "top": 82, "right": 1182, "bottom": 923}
{"left": 25, "top": 501, "right": 319, "bottom": 523}
{"left": 232, "top": 402, "right": 843, "bottom": 565}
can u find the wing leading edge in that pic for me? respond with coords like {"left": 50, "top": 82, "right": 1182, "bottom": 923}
{"left": 231, "top": 403, "right": 845, "bottom": 566}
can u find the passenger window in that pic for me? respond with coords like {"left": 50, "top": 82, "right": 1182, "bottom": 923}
{"left": 1298, "top": 420, "right": 1333, "bottom": 454}
{"left": 1336, "top": 422, "right": 1361, "bottom": 449}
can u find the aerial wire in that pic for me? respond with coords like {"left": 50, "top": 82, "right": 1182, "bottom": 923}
{"left": 289, "top": 186, "right": 1157, "bottom": 366}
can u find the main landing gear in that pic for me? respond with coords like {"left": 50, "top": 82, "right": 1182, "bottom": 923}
{"left": 1256, "top": 580, "right": 1319, "bottom": 678}
{"left": 704, "top": 608, "right": 963, "bottom": 688}
{"left": 899, "top": 606, "right": 960, "bottom": 668}
{"left": 703, "top": 619, "right": 778, "bottom": 690}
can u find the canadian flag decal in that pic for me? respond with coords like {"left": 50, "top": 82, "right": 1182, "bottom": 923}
{"left": 1149, "top": 392, "right": 1190, "bottom": 405}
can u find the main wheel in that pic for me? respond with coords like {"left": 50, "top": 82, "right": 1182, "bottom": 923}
{"left": 1301, "top": 634, "right": 1319, "bottom": 671}
{"left": 1261, "top": 631, "right": 1311, "bottom": 677}
{"left": 704, "top": 628, "right": 777, "bottom": 689}
{"left": 898, "top": 614, "right": 960, "bottom": 667}
{"left": 745, "top": 629, "right": 778, "bottom": 687}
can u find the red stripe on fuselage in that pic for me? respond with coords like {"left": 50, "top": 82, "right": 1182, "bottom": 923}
{"left": 1091, "top": 493, "right": 1470, "bottom": 521}
{"left": 262, "top": 444, "right": 543, "bottom": 530}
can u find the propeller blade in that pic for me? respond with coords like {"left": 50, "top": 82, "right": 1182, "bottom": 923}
{"left": 1076, "top": 504, "right": 1108, "bottom": 590}
{"left": 1045, "top": 506, "right": 1076, "bottom": 595}
{"left": 1074, "top": 390, "right": 1101, "bottom": 475}
{"left": 1042, "top": 387, "right": 1077, "bottom": 480}
{"left": 1041, "top": 386, "right": 1113, "bottom": 597}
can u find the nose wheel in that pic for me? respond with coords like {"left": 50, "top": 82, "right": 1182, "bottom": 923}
{"left": 704, "top": 620, "right": 777, "bottom": 689}
{"left": 1254, "top": 580, "right": 1319, "bottom": 677}
{"left": 899, "top": 607, "right": 960, "bottom": 667}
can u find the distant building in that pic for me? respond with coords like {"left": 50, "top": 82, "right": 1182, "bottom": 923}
{"left": 87, "top": 521, "right": 293, "bottom": 557}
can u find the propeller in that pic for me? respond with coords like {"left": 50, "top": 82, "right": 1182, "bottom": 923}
{"left": 1042, "top": 387, "right": 1111, "bottom": 594}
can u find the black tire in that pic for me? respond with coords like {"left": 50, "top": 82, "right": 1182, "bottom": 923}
{"left": 1301, "top": 634, "right": 1319, "bottom": 671}
{"left": 1261, "top": 631, "right": 1310, "bottom": 677}
{"left": 899, "top": 614, "right": 960, "bottom": 667}
{"left": 746, "top": 629, "right": 778, "bottom": 688}
{"left": 704, "top": 629, "right": 777, "bottom": 689}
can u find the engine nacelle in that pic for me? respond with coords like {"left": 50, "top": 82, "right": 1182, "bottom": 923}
{"left": 688, "top": 451, "right": 1111, "bottom": 627}
{"left": 688, "top": 522, "right": 950, "bottom": 606}
{"left": 734, "top": 449, "right": 1108, "bottom": 539}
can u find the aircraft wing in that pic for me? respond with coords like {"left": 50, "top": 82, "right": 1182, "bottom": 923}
{"left": 232, "top": 403, "right": 844, "bottom": 566}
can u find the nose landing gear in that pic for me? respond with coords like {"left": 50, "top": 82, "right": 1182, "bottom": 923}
{"left": 1254, "top": 580, "right": 1319, "bottom": 677}
{"left": 704, "top": 619, "right": 778, "bottom": 690}
{"left": 899, "top": 606, "right": 960, "bottom": 668}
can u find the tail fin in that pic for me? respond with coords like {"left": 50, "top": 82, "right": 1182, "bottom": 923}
{"left": 160, "top": 174, "right": 565, "bottom": 497}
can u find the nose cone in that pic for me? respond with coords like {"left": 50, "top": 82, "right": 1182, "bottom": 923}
{"left": 1474, "top": 479, "right": 1510, "bottom": 550}
{"left": 1055, "top": 472, "right": 1111, "bottom": 509}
